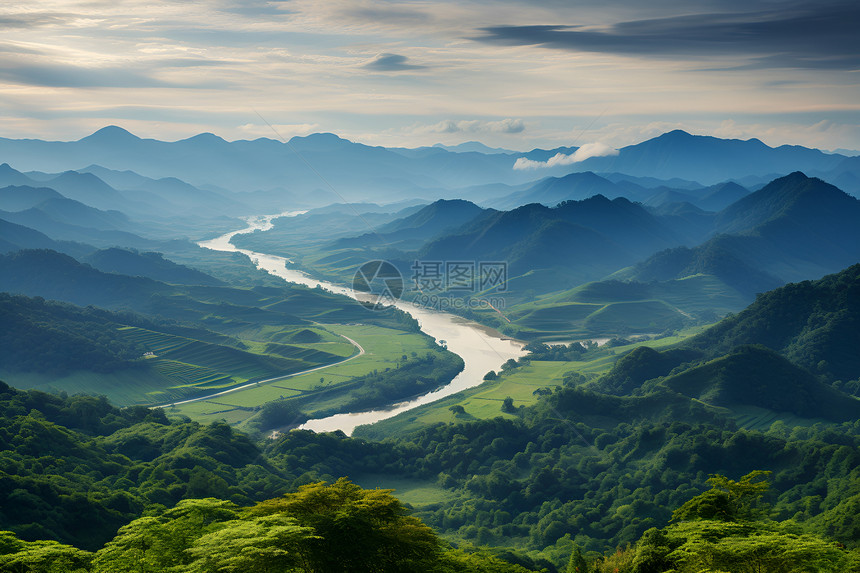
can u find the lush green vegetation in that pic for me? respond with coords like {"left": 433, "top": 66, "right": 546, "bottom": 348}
{"left": 0, "top": 293, "right": 357, "bottom": 406}
{"left": 588, "top": 471, "right": 860, "bottom": 572}
{"left": 3, "top": 172, "right": 860, "bottom": 572}
{"left": 0, "top": 480, "right": 542, "bottom": 573}
{"left": 0, "top": 254, "right": 432, "bottom": 407}
{"left": 2, "top": 263, "right": 860, "bottom": 571}
{"left": 167, "top": 323, "right": 462, "bottom": 430}
{"left": 3, "top": 372, "right": 860, "bottom": 571}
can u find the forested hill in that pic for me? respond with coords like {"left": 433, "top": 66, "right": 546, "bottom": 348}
{"left": 685, "top": 262, "right": 860, "bottom": 384}
{"left": 0, "top": 381, "right": 541, "bottom": 571}
{"left": 585, "top": 263, "right": 860, "bottom": 424}
{"left": 625, "top": 173, "right": 860, "bottom": 295}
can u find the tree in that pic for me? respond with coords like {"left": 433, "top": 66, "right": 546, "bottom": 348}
{"left": 92, "top": 499, "right": 239, "bottom": 573}
{"left": 91, "top": 517, "right": 174, "bottom": 573}
{"left": 0, "top": 532, "right": 92, "bottom": 573}
{"left": 449, "top": 405, "right": 466, "bottom": 416}
{"left": 185, "top": 514, "right": 315, "bottom": 573}
{"left": 672, "top": 470, "right": 771, "bottom": 523}
{"left": 251, "top": 478, "right": 441, "bottom": 572}
{"left": 501, "top": 397, "right": 516, "bottom": 414}
{"left": 567, "top": 545, "right": 588, "bottom": 573}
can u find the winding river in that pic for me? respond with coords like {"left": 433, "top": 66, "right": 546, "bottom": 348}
{"left": 198, "top": 212, "right": 525, "bottom": 435}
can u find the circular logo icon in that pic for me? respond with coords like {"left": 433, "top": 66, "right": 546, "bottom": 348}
{"left": 352, "top": 260, "right": 404, "bottom": 310}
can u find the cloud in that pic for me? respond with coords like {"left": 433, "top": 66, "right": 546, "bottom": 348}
{"left": 0, "top": 62, "right": 169, "bottom": 88}
{"left": 417, "top": 118, "right": 526, "bottom": 134}
{"left": 237, "top": 122, "right": 321, "bottom": 139}
{"left": 475, "top": 1, "right": 860, "bottom": 70}
{"left": 514, "top": 142, "right": 618, "bottom": 170}
{"left": 0, "top": 12, "right": 69, "bottom": 29}
{"left": 363, "top": 53, "right": 425, "bottom": 72}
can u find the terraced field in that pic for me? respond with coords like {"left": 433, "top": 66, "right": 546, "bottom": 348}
{"left": 166, "top": 323, "right": 445, "bottom": 429}
{"left": 488, "top": 274, "right": 747, "bottom": 341}
{"left": 113, "top": 325, "right": 350, "bottom": 403}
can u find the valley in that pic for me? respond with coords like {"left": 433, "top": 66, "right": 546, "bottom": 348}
{"left": 0, "top": 126, "right": 859, "bottom": 572}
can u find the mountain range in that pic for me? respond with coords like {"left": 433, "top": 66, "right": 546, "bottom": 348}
{"left": 1, "top": 127, "right": 857, "bottom": 204}
{"left": 623, "top": 172, "right": 860, "bottom": 292}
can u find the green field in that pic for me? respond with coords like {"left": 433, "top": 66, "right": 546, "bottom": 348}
{"left": 4, "top": 323, "right": 358, "bottom": 406}
{"left": 355, "top": 325, "right": 711, "bottom": 439}
{"left": 469, "top": 274, "right": 748, "bottom": 342}
{"left": 166, "top": 323, "right": 445, "bottom": 429}
{"left": 115, "top": 325, "right": 349, "bottom": 404}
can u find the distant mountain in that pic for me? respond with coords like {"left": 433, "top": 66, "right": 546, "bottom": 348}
{"left": 494, "top": 171, "right": 750, "bottom": 213}
{"left": 646, "top": 202, "right": 716, "bottom": 245}
{"left": 492, "top": 171, "right": 643, "bottom": 209}
{"left": 0, "top": 185, "right": 64, "bottom": 211}
{"left": 418, "top": 195, "right": 681, "bottom": 283}
{"left": 83, "top": 247, "right": 224, "bottom": 286}
{"left": 0, "top": 163, "right": 157, "bottom": 217}
{"left": 642, "top": 182, "right": 750, "bottom": 213}
{"left": 334, "top": 199, "right": 488, "bottom": 250}
{"left": 431, "top": 142, "right": 515, "bottom": 154}
{"left": 0, "top": 218, "right": 93, "bottom": 257}
{"left": 36, "top": 170, "right": 124, "bottom": 211}
{"left": 79, "top": 165, "right": 246, "bottom": 215}
{"left": 624, "top": 173, "right": 860, "bottom": 293}
{"left": 0, "top": 249, "right": 170, "bottom": 310}
{"left": 828, "top": 155, "right": 860, "bottom": 196}
{"left": 0, "top": 197, "right": 154, "bottom": 250}
{"left": 0, "top": 127, "right": 552, "bottom": 201}
{"left": 714, "top": 171, "right": 858, "bottom": 235}
{"left": 0, "top": 127, "right": 852, "bottom": 203}
{"left": 573, "top": 130, "right": 848, "bottom": 185}
{"left": 697, "top": 182, "right": 750, "bottom": 212}
{"left": 602, "top": 172, "right": 704, "bottom": 191}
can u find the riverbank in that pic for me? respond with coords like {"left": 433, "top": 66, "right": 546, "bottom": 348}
{"left": 192, "top": 213, "right": 525, "bottom": 434}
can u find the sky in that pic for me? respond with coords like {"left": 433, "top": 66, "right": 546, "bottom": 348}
{"left": 1, "top": 0, "right": 859, "bottom": 151}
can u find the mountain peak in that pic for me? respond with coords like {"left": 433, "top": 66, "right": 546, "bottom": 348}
{"left": 80, "top": 126, "right": 139, "bottom": 144}
{"left": 661, "top": 129, "right": 695, "bottom": 139}
{"left": 290, "top": 132, "right": 348, "bottom": 143}
{"left": 179, "top": 132, "right": 227, "bottom": 145}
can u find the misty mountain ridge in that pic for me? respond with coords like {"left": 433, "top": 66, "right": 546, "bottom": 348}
{"left": 3, "top": 126, "right": 857, "bottom": 204}
{"left": 83, "top": 247, "right": 225, "bottom": 286}
{"left": 618, "top": 172, "right": 860, "bottom": 293}
{"left": 0, "top": 218, "right": 93, "bottom": 258}
{"left": 333, "top": 199, "right": 489, "bottom": 250}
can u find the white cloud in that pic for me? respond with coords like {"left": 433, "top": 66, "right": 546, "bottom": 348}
{"left": 513, "top": 141, "right": 618, "bottom": 170}
{"left": 414, "top": 118, "right": 526, "bottom": 135}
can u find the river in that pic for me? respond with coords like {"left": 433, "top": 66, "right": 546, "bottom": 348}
{"left": 198, "top": 212, "right": 525, "bottom": 435}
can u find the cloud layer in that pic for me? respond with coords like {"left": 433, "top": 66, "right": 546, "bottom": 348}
{"left": 0, "top": 0, "right": 856, "bottom": 150}
{"left": 514, "top": 142, "right": 619, "bottom": 170}
{"left": 364, "top": 53, "right": 425, "bottom": 72}
{"left": 476, "top": 1, "right": 860, "bottom": 70}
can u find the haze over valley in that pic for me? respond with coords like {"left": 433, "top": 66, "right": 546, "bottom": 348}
{"left": 1, "top": 0, "right": 859, "bottom": 571}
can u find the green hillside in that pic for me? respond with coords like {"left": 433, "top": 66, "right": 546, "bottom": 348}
{"left": 658, "top": 345, "right": 860, "bottom": 422}
{"left": 0, "top": 293, "right": 351, "bottom": 405}
{"left": 685, "top": 263, "right": 860, "bottom": 386}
